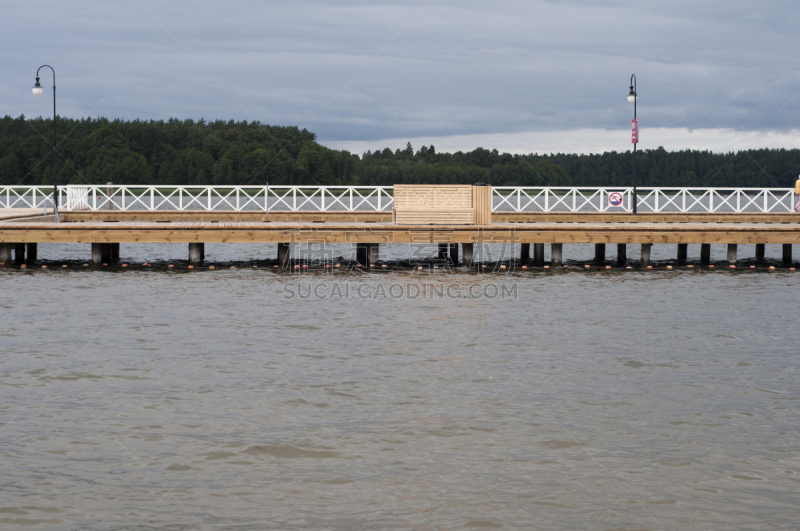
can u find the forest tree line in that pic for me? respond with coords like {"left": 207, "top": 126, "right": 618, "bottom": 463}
{"left": 0, "top": 115, "right": 798, "bottom": 188}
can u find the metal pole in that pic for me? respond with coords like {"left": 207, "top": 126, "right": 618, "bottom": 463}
{"left": 36, "top": 65, "right": 58, "bottom": 222}
{"left": 53, "top": 75, "right": 57, "bottom": 221}
{"left": 632, "top": 74, "right": 637, "bottom": 215}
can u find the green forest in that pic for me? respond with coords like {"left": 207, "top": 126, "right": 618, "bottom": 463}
{"left": 1, "top": 115, "right": 798, "bottom": 188}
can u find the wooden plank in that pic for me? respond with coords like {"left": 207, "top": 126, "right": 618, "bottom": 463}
{"left": 2, "top": 223, "right": 799, "bottom": 245}
{"left": 473, "top": 186, "right": 492, "bottom": 225}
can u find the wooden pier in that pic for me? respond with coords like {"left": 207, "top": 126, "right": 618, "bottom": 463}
{"left": 1, "top": 215, "right": 798, "bottom": 267}
{"left": 1, "top": 184, "right": 798, "bottom": 267}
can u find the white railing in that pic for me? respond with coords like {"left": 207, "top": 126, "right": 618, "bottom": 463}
{"left": 492, "top": 187, "right": 797, "bottom": 213}
{"left": 0, "top": 185, "right": 796, "bottom": 214}
{"left": 0, "top": 185, "right": 395, "bottom": 212}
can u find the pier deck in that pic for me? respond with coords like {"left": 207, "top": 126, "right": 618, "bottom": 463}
{"left": 1, "top": 217, "right": 799, "bottom": 244}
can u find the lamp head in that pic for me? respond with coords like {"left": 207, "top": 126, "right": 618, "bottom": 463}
{"left": 627, "top": 86, "right": 636, "bottom": 104}
{"left": 32, "top": 78, "right": 43, "bottom": 96}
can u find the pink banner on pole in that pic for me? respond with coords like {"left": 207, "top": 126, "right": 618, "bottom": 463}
{"left": 631, "top": 119, "right": 638, "bottom": 144}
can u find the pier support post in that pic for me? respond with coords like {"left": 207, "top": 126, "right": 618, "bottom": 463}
{"left": 91, "top": 243, "right": 103, "bottom": 265}
{"left": 677, "top": 244, "right": 688, "bottom": 262}
{"left": 519, "top": 243, "right": 530, "bottom": 262}
{"left": 594, "top": 244, "right": 606, "bottom": 263}
{"left": 438, "top": 243, "right": 458, "bottom": 265}
{"left": 755, "top": 244, "right": 765, "bottom": 261}
{"left": 641, "top": 244, "right": 652, "bottom": 266}
{"left": 278, "top": 243, "right": 290, "bottom": 269}
{"left": 462, "top": 243, "right": 474, "bottom": 268}
{"left": 26, "top": 243, "right": 37, "bottom": 262}
{"left": 14, "top": 243, "right": 25, "bottom": 264}
{"left": 783, "top": 244, "right": 792, "bottom": 265}
{"left": 110, "top": 243, "right": 119, "bottom": 262}
{"left": 617, "top": 244, "right": 627, "bottom": 265}
{"left": 551, "top": 243, "right": 563, "bottom": 266}
{"left": 0, "top": 243, "right": 12, "bottom": 264}
{"left": 700, "top": 244, "right": 711, "bottom": 264}
{"left": 727, "top": 244, "right": 738, "bottom": 264}
{"left": 533, "top": 243, "right": 545, "bottom": 266}
{"left": 188, "top": 243, "right": 205, "bottom": 266}
{"left": 357, "top": 243, "right": 380, "bottom": 267}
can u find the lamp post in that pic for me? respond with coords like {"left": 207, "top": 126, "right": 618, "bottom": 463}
{"left": 627, "top": 74, "right": 638, "bottom": 215}
{"left": 33, "top": 65, "right": 59, "bottom": 222}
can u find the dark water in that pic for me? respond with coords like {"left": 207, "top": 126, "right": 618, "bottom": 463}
{"left": 1, "top": 243, "right": 799, "bottom": 530}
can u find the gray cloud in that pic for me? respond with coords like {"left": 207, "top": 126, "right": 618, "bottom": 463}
{"left": 2, "top": 0, "right": 799, "bottom": 147}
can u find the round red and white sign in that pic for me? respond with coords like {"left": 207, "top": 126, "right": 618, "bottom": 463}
{"left": 609, "top": 192, "right": 623, "bottom": 207}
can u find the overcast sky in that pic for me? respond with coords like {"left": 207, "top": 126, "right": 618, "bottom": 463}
{"left": 3, "top": 0, "right": 799, "bottom": 154}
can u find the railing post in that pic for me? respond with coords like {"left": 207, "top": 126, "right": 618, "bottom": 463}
{"left": 150, "top": 188, "right": 154, "bottom": 210}
{"left": 293, "top": 188, "right": 297, "bottom": 211}
{"left": 736, "top": 190, "right": 741, "bottom": 212}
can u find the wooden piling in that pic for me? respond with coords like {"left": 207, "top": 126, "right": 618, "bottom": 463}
{"left": 357, "top": 243, "right": 380, "bottom": 267}
{"left": 533, "top": 243, "right": 544, "bottom": 266}
{"left": 461, "top": 243, "right": 474, "bottom": 268}
{"left": 189, "top": 243, "right": 205, "bottom": 265}
{"left": 551, "top": 243, "right": 563, "bottom": 266}
{"left": 783, "top": 244, "right": 793, "bottom": 265}
{"left": 641, "top": 243, "right": 652, "bottom": 266}
{"left": 755, "top": 243, "right": 765, "bottom": 261}
{"left": 0, "top": 243, "right": 12, "bottom": 264}
{"left": 594, "top": 243, "right": 606, "bottom": 263}
{"left": 677, "top": 243, "right": 688, "bottom": 262}
{"left": 520, "top": 243, "right": 530, "bottom": 262}
{"left": 14, "top": 243, "right": 25, "bottom": 264}
{"left": 727, "top": 244, "right": 738, "bottom": 264}
{"left": 91, "top": 243, "right": 103, "bottom": 265}
{"left": 617, "top": 243, "right": 627, "bottom": 265}
{"left": 278, "top": 242, "right": 290, "bottom": 269}
{"left": 441, "top": 243, "right": 459, "bottom": 265}
{"left": 25, "top": 243, "right": 37, "bottom": 262}
{"left": 110, "top": 243, "right": 119, "bottom": 261}
{"left": 450, "top": 243, "right": 459, "bottom": 266}
{"left": 438, "top": 243, "right": 458, "bottom": 265}
{"left": 700, "top": 243, "right": 711, "bottom": 264}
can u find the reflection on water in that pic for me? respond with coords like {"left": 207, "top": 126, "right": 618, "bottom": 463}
{"left": 1, "top": 244, "right": 798, "bottom": 529}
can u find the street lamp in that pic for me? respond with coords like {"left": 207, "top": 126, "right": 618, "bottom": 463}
{"left": 33, "top": 65, "right": 59, "bottom": 222}
{"left": 628, "top": 74, "right": 638, "bottom": 215}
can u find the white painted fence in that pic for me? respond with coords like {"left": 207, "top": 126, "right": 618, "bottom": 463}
{"left": 492, "top": 187, "right": 798, "bottom": 213}
{"left": 0, "top": 185, "right": 796, "bottom": 213}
